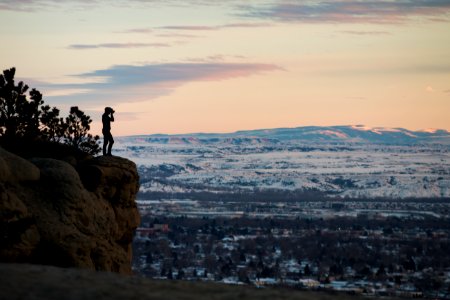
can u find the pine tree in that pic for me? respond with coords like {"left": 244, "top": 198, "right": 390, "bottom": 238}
{"left": 63, "top": 106, "right": 100, "bottom": 155}
{"left": 0, "top": 67, "right": 100, "bottom": 155}
{"left": 0, "top": 67, "right": 43, "bottom": 139}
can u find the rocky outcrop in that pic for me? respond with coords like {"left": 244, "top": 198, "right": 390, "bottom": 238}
{"left": 0, "top": 147, "right": 140, "bottom": 274}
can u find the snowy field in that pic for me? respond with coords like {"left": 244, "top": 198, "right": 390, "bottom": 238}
{"left": 115, "top": 138, "right": 449, "bottom": 199}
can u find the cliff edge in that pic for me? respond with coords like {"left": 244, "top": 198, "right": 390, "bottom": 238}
{"left": 0, "top": 146, "right": 140, "bottom": 274}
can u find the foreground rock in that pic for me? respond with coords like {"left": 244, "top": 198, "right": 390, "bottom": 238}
{"left": 0, "top": 263, "right": 361, "bottom": 300}
{"left": 0, "top": 147, "right": 140, "bottom": 274}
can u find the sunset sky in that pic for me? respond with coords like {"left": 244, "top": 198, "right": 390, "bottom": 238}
{"left": 1, "top": 0, "right": 450, "bottom": 136}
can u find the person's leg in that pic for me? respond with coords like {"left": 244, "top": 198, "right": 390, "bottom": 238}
{"left": 107, "top": 135, "right": 114, "bottom": 155}
{"left": 103, "top": 138, "right": 108, "bottom": 156}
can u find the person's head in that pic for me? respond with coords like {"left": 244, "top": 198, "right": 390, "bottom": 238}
{"left": 104, "top": 107, "right": 115, "bottom": 114}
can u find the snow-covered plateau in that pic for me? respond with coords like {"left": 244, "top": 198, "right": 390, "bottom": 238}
{"left": 115, "top": 125, "right": 450, "bottom": 199}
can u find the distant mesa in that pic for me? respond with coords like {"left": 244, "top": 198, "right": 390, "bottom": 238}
{"left": 119, "top": 125, "right": 450, "bottom": 146}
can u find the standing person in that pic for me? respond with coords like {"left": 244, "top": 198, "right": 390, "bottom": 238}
{"left": 102, "top": 107, "right": 115, "bottom": 156}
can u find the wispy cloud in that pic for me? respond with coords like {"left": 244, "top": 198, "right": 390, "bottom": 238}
{"left": 158, "top": 25, "right": 216, "bottom": 31}
{"left": 67, "top": 42, "right": 171, "bottom": 49}
{"left": 0, "top": 0, "right": 258, "bottom": 12}
{"left": 410, "top": 65, "right": 450, "bottom": 74}
{"left": 10, "top": 0, "right": 449, "bottom": 24}
{"left": 155, "top": 33, "right": 200, "bottom": 38}
{"left": 184, "top": 54, "right": 247, "bottom": 62}
{"left": 117, "top": 22, "right": 271, "bottom": 38}
{"left": 240, "top": 1, "right": 450, "bottom": 24}
{"left": 117, "top": 29, "right": 200, "bottom": 38}
{"left": 156, "top": 22, "right": 272, "bottom": 31}
{"left": 0, "top": 0, "right": 100, "bottom": 11}
{"left": 120, "top": 28, "right": 153, "bottom": 34}
{"left": 35, "top": 62, "right": 281, "bottom": 106}
{"left": 339, "top": 30, "right": 390, "bottom": 35}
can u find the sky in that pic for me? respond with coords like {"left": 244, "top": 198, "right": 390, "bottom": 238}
{"left": 1, "top": 0, "right": 450, "bottom": 136}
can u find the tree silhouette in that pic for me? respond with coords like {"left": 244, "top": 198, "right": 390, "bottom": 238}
{"left": 40, "top": 105, "right": 66, "bottom": 142}
{"left": 63, "top": 106, "right": 100, "bottom": 155}
{"left": 0, "top": 67, "right": 100, "bottom": 155}
{"left": 0, "top": 67, "right": 43, "bottom": 139}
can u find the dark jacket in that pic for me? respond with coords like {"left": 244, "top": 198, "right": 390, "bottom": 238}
{"left": 102, "top": 113, "right": 114, "bottom": 132}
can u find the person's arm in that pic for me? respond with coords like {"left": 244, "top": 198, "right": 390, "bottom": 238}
{"left": 110, "top": 112, "right": 114, "bottom": 122}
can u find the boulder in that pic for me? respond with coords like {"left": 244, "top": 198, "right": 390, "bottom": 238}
{"left": 0, "top": 147, "right": 40, "bottom": 182}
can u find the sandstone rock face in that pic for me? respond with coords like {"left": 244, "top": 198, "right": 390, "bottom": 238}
{"left": 0, "top": 147, "right": 140, "bottom": 274}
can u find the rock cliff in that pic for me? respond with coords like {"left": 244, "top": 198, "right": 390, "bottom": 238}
{"left": 0, "top": 146, "right": 140, "bottom": 274}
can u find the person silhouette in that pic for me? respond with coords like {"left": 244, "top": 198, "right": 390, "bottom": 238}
{"left": 102, "top": 107, "right": 115, "bottom": 156}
